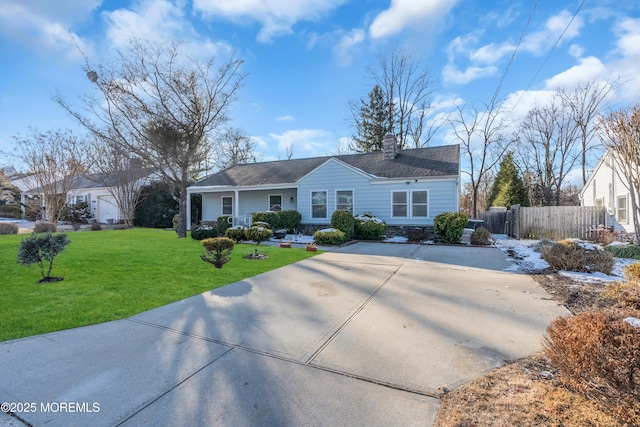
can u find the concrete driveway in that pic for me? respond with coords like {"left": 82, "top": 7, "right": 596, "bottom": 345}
{"left": 0, "top": 243, "right": 568, "bottom": 426}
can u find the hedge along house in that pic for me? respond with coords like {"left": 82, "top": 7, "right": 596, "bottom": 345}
{"left": 187, "top": 134, "right": 460, "bottom": 232}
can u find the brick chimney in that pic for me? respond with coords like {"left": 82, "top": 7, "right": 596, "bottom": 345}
{"left": 382, "top": 133, "right": 397, "bottom": 160}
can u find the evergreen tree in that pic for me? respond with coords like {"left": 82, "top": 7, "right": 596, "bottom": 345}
{"left": 487, "top": 152, "right": 529, "bottom": 209}
{"left": 351, "top": 85, "right": 390, "bottom": 152}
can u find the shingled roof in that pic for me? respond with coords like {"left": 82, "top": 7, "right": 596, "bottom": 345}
{"left": 194, "top": 144, "right": 460, "bottom": 187}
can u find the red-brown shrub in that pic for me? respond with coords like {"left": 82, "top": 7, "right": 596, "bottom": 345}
{"left": 544, "top": 309, "right": 640, "bottom": 424}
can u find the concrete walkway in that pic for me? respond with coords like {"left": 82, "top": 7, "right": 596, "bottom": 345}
{"left": 0, "top": 243, "right": 568, "bottom": 426}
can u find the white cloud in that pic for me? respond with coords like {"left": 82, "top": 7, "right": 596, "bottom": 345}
{"left": 333, "top": 28, "right": 365, "bottom": 67}
{"left": 0, "top": 0, "right": 99, "bottom": 59}
{"left": 276, "top": 115, "right": 295, "bottom": 122}
{"left": 544, "top": 56, "right": 606, "bottom": 90}
{"left": 268, "top": 129, "right": 335, "bottom": 158}
{"left": 442, "top": 64, "right": 497, "bottom": 85}
{"left": 193, "top": 0, "right": 346, "bottom": 43}
{"left": 568, "top": 44, "right": 584, "bottom": 58}
{"left": 369, "top": 0, "right": 458, "bottom": 39}
{"left": 614, "top": 17, "right": 640, "bottom": 59}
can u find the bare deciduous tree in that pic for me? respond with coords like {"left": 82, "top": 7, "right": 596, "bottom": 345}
{"left": 597, "top": 105, "right": 640, "bottom": 243}
{"left": 557, "top": 79, "right": 618, "bottom": 185}
{"left": 13, "top": 128, "right": 91, "bottom": 223}
{"left": 55, "top": 38, "right": 245, "bottom": 237}
{"left": 352, "top": 47, "right": 435, "bottom": 149}
{"left": 516, "top": 97, "right": 581, "bottom": 206}
{"left": 450, "top": 101, "right": 510, "bottom": 218}
{"left": 209, "top": 127, "right": 260, "bottom": 170}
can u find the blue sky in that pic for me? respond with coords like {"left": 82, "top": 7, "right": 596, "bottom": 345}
{"left": 1, "top": 0, "right": 639, "bottom": 176}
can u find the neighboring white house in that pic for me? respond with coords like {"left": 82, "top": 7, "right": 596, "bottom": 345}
{"left": 580, "top": 149, "right": 638, "bottom": 234}
{"left": 187, "top": 135, "right": 461, "bottom": 231}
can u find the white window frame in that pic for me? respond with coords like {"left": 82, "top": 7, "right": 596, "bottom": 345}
{"left": 73, "top": 195, "right": 86, "bottom": 204}
{"left": 221, "top": 196, "right": 233, "bottom": 216}
{"left": 617, "top": 195, "right": 628, "bottom": 224}
{"left": 268, "top": 194, "right": 283, "bottom": 212}
{"left": 311, "top": 190, "right": 328, "bottom": 220}
{"left": 335, "top": 189, "right": 354, "bottom": 214}
{"left": 391, "top": 191, "right": 408, "bottom": 218}
{"left": 411, "top": 190, "right": 429, "bottom": 218}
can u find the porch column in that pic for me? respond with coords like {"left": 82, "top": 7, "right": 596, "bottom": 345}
{"left": 186, "top": 189, "right": 192, "bottom": 231}
{"left": 234, "top": 190, "right": 239, "bottom": 219}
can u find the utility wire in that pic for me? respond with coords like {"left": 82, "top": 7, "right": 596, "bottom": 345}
{"left": 508, "top": 0, "right": 587, "bottom": 114}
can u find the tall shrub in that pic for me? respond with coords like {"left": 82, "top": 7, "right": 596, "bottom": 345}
{"left": 133, "top": 181, "right": 179, "bottom": 228}
{"left": 331, "top": 210, "right": 355, "bottom": 240}
{"left": 434, "top": 212, "right": 468, "bottom": 244}
{"left": 252, "top": 211, "right": 280, "bottom": 229}
{"left": 277, "top": 210, "right": 301, "bottom": 232}
{"left": 245, "top": 225, "right": 273, "bottom": 245}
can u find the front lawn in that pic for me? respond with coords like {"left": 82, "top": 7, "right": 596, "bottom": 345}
{"left": 0, "top": 228, "right": 319, "bottom": 342}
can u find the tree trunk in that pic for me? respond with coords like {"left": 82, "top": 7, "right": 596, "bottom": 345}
{"left": 177, "top": 172, "right": 189, "bottom": 238}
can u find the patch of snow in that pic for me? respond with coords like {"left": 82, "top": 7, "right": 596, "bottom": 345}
{"left": 318, "top": 228, "right": 338, "bottom": 233}
{"left": 624, "top": 317, "right": 640, "bottom": 328}
{"left": 384, "top": 236, "right": 408, "bottom": 243}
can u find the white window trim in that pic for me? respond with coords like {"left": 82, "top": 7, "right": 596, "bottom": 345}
{"left": 617, "top": 194, "right": 628, "bottom": 224}
{"left": 411, "top": 190, "right": 429, "bottom": 219}
{"left": 391, "top": 190, "right": 408, "bottom": 218}
{"left": 311, "top": 190, "right": 328, "bottom": 220}
{"left": 335, "top": 189, "right": 354, "bottom": 214}
{"left": 221, "top": 195, "right": 233, "bottom": 216}
{"left": 268, "top": 194, "right": 283, "bottom": 211}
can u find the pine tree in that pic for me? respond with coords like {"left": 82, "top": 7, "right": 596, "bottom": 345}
{"left": 351, "top": 85, "right": 390, "bottom": 152}
{"left": 487, "top": 152, "right": 529, "bottom": 209}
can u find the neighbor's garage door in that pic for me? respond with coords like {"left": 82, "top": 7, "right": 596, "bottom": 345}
{"left": 97, "top": 195, "right": 119, "bottom": 223}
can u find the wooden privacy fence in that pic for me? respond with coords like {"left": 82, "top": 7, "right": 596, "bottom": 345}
{"left": 480, "top": 205, "right": 607, "bottom": 240}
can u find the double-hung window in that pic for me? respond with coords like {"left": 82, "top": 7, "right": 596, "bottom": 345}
{"left": 392, "top": 190, "right": 428, "bottom": 218}
{"left": 222, "top": 196, "right": 233, "bottom": 215}
{"left": 269, "top": 195, "right": 282, "bottom": 211}
{"left": 336, "top": 190, "right": 353, "bottom": 214}
{"left": 311, "top": 191, "right": 327, "bottom": 219}
{"left": 412, "top": 190, "right": 428, "bottom": 218}
{"left": 617, "top": 195, "right": 628, "bottom": 223}
{"left": 392, "top": 191, "right": 408, "bottom": 218}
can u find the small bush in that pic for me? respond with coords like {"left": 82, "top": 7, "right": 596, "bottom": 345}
{"left": 113, "top": 224, "right": 128, "bottom": 230}
{"left": 190, "top": 225, "right": 219, "bottom": 241}
{"left": 313, "top": 228, "right": 346, "bottom": 245}
{"left": 540, "top": 239, "right": 614, "bottom": 274}
{"left": 277, "top": 210, "right": 301, "bottom": 233}
{"left": 17, "top": 232, "right": 71, "bottom": 283}
{"left": 354, "top": 213, "right": 387, "bottom": 240}
{"left": 217, "top": 216, "right": 232, "bottom": 235}
{"left": 434, "top": 212, "right": 468, "bottom": 244}
{"left": 331, "top": 210, "right": 355, "bottom": 241}
{"left": 245, "top": 226, "right": 273, "bottom": 245}
{"left": 252, "top": 211, "right": 280, "bottom": 229}
{"left": 34, "top": 222, "right": 57, "bottom": 233}
{"left": 605, "top": 262, "right": 640, "bottom": 310}
{"left": 90, "top": 222, "right": 102, "bottom": 231}
{"left": 0, "top": 222, "right": 19, "bottom": 235}
{"left": 604, "top": 243, "right": 640, "bottom": 260}
{"left": 200, "top": 237, "right": 234, "bottom": 268}
{"left": 405, "top": 227, "right": 426, "bottom": 242}
{"left": 544, "top": 309, "right": 640, "bottom": 424}
{"left": 224, "top": 226, "right": 246, "bottom": 243}
{"left": 470, "top": 226, "right": 493, "bottom": 246}
{"left": 63, "top": 202, "right": 91, "bottom": 224}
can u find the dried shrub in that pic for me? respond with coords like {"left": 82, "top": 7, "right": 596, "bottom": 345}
{"left": 539, "top": 239, "right": 614, "bottom": 274}
{"left": 200, "top": 237, "right": 234, "bottom": 268}
{"left": 33, "top": 222, "right": 57, "bottom": 233}
{"left": 470, "top": 226, "right": 493, "bottom": 246}
{"left": 313, "top": 228, "right": 345, "bottom": 245}
{"left": 405, "top": 227, "right": 426, "bottom": 242}
{"left": 605, "top": 262, "right": 640, "bottom": 310}
{"left": 90, "top": 222, "right": 102, "bottom": 231}
{"left": 543, "top": 309, "right": 640, "bottom": 424}
{"left": 0, "top": 222, "right": 19, "bottom": 235}
{"left": 604, "top": 243, "right": 640, "bottom": 260}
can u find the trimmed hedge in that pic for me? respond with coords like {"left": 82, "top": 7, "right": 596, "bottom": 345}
{"left": 33, "top": 222, "right": 57, "bottom": 233}
{"left": 331, "top": 210, "right": 355, "bottom": 241}
{"left": 278, "top": 210, "right": 301, "bottom": 233}
{"left": 224, "top": 226, "right": 246, "bottom": 243}
{"left": 0, "top": 222, "right": 19, "bottom": 235}
{"left": 190, "top": 225, "right": 219, "bottom": 241}
{"left": 434, "top": 212, "right": 468, "bottom": 244}
{"left": 314, "top": 228, "right": 346, "bottom": 245}
{"left": 245, "top": 225, "right": 273, "bottom": 245}
{"left": 354, "top": 213, "right": 386, "bottom": 240}
{"left": 252, "top": 212, "right": 280, "bottom": 229}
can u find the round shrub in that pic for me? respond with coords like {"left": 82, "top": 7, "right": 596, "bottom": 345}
{"left": 604, "top": 243, "right": 640, "bottom": 260}
{"left": 544, "top": 309, "right": 640, "bottom": 424}
{"left": 0, "top": 222, "right": 19, "bottom": 235}
{"left": 354, "top": 213, "right": 387, "bottom": 240}
{"left": 252, "top": 211, "right": 280, "bottom": 229}
{"left": 470, "top": 226, "right": 493, "bottom": 246}
{"left": 434, "top": 212, "right": 468, "bottom": 244}
{"left": 113, "top": 224, "right": 128, "bottom": 230}
{"left": 331, "top": 209, "right": 355, "bottom": 240}
{"left": 224, "top": 226, "right": 246, "bottom": 243}
{"left": 605, "top": 262, "right": 640, "bottom": 310}
{"left": 540, "top": 239, "right": 614, "bottom": 274}
{"left": 245, "top": 225, "right": 273, "bottom": 245}
{"left": 33, "top": 222, "right": 57, "bottom": 233}
{"left": 277, "top": 210, "right": 301, "bottom": 232}
{"left": 90, "top": 222, "right": 102, "bottom": 231}
{"left": 200, "top": 237, "right": 235, "bottom": 268}
{"left": 190, "top": 225, "right": 219, "bottom": 241}
{"left": 313, "top": 228, "right": 346, "bottom": 245}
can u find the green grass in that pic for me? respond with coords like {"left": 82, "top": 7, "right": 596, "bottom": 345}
{"left": 0, "top": 228, "right": 320, "bottom": 342}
